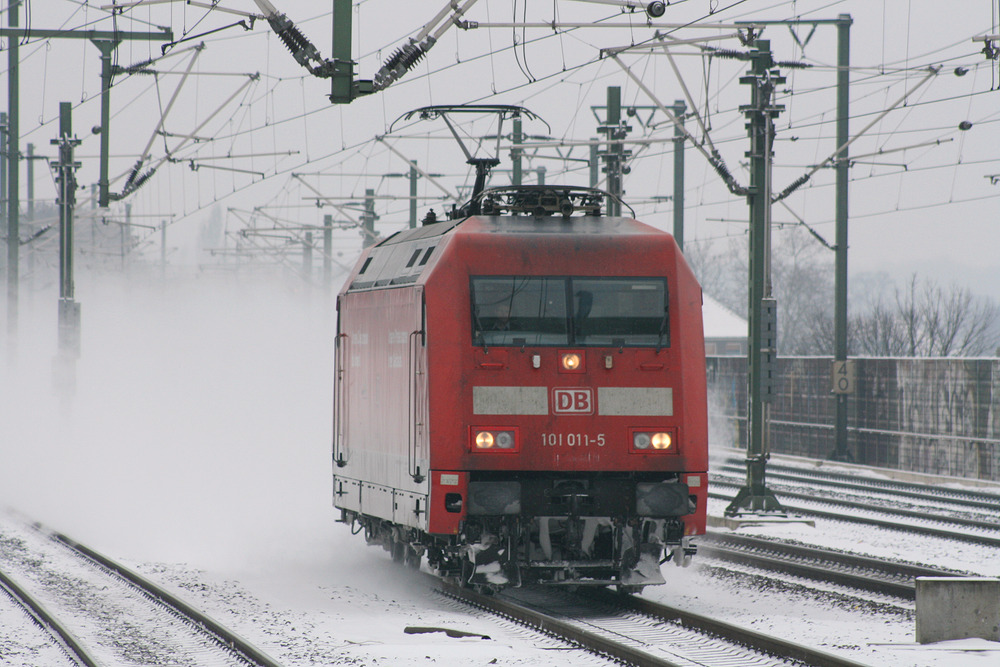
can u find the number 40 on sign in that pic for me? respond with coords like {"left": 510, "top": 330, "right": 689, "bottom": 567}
{"left": 831, "top": 360, "right": 856, "bottom": 395}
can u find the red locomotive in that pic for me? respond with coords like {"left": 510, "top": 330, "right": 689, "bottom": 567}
{"left": 333, "top": 185, "right": 707, "bottom": 591}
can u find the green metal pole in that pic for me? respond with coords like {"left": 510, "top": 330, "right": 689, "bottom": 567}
{"left": 56, "top": 103, "right": 74, "bottom": 303}
{"left": 330, "top": 0, "right": 354, "bottom": 103}
{"left": 832, "top": 14, "right": 853, "bottom": 462}
{"left": 323, "top": 213, "right": 333, "bottom": 285}
{"left": 362, "top": 188, "right": 375, "bottom": 247}
{"left": 54, "top": 102, "right": 81, "bottom": 363}
{"left": 589, "top": 140, "right": 599, "bottom": 189}
{"left": 304, "top": 231, "right": 313, "bottom": 277}
{"left": 161, "top": 220, "right": 166, "bottom": 281}
{"left": 672, "top": 100, "right": 686, "bottom": 251}
{"left": 605, "top": 86, "right": 622, "bottom": 217}
{"left": 726, "top": 40, "right": 784, "bottom": 516}
{"left": 25, "top": 142, "right": 32, "bottom": 221}
{"left": 409, "top": 161, "right": 418, "bottom": 229}
{"left": 123, "top": 202, "right": 131, "bottom": 272}
{"left": 7, "top": 0, "right": 19, "bottom": 346}
{"left": 512, "top": 117, "right": 523, "bottom": 186}
{"left": 92, "top": 39, "right": 120, "bottom": 208}
{"left": 25, "top": 142, "right": 32, "bottom": 288}
{"left": 1, "top": 112, "right": 7, "bottom": 279}
{"left": 746, "top": 43, "right": 769, "bottom": 510}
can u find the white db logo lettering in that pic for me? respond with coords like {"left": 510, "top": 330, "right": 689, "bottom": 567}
{"left": 553, "top": 388, "right": 593, "bottom": 415}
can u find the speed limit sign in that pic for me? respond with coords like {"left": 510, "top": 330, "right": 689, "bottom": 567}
{"left": 831, "top": 360, "right": 856, "bottom": 395}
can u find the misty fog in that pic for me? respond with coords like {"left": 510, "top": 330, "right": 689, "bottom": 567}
{"left": 1, "top": 272, "right": 341, "bottom": 571}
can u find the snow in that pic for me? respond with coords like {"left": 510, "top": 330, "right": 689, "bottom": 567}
{"left": 702, "top": 293, "right": 747, "bottom": 339}
{"left": 2, "top": 274, "right": 999, "bottom": 666}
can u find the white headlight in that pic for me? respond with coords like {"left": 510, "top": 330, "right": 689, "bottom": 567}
{"left": 651, "top": 432, "right": 672, "bottom": 450}
{"left": 634, "top": 432, "right": 652, "bottom": 449}
{"left": 474, "top": 430, "right": 516, "bottom": 450}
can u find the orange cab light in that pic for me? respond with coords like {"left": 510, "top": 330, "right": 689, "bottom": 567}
{"left": 561, "top": 353, "right": 581, "bottom": 370}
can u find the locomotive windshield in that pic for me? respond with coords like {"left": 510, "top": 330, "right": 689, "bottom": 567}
{"left": 471, "top": 276, "right": 668, "bottom": 348}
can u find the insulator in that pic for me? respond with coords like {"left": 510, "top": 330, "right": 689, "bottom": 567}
{"left": 707, "top": 48, "right": 752, "bottom": 61}
{"left": 125, "top": 57, "right": 156, "bottom": 74}
{"left": 373, "top": 40, "right": 428, "bottom": 90}
{"left": 120, "top": 168, "right": 157, "bottom": 198}
{"left": 776, "top": 60, "right": 812, "bottom": 70}
{"left": 399, "top": 44, "right": 427, "bottom": 71}
{"left": 124, "top": 163, "right": 141, "bottom": 189}
{"left": 380, "top": 45, "right": 410, "bottom": 74}
{"left": 131, "top": 169, "right": 155, "bottom": 191}
{"left": 278, "top": 25, "right": 318, "bottom": 62}
{"left": 774, "top": 172, "right": 810, "bottom": 202}
{"left": 712, "top": 159, "right": 748, "bottom": 197}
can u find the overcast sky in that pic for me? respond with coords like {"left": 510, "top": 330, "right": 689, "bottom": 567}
{"left": 3, "top": 1, "right": 999, "bottom": 297}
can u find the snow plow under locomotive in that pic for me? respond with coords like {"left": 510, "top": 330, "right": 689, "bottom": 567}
{"left": 333, "top": 184, "right": 708, "bottom": 591}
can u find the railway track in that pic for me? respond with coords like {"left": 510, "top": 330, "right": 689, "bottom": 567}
{"left": 698, "top": 531, "right": 965, "bottom": 601}
{"left": 0, "top": 519, "right": 281, "bottom": 667}
{"left": 716, "top": 458, "right": 1000, "bottom": 515}
{"left": 709, "top": 478, "right": 1000, "bottom": 548}
{"left": 0, "top": 565, "right": 95, "bottom": 667}
{"left": 433, "top": 575, "right": 870, "bottom": 667}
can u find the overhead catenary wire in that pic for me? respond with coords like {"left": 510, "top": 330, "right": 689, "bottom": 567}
{"left": 24, "top": 0, "right": 994, "bottom": 264}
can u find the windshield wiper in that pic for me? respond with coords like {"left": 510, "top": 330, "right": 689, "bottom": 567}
{"left": 472, "top": 305, "right": 489, "bottom": 352}
{"left": 656, "top": 307, "right": 670, "bottom": 353}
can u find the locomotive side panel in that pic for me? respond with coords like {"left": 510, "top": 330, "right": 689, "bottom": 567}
{"left": 671, "top": 246, "right": 709, "bottom": 534}
{"left": 334, "top": 286, "right": 429, "bottom": 532}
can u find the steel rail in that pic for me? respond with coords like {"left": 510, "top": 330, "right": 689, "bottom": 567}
{"left": 436, "top": 577, "right": 683, "bottom": 667}
{"left": 582, "top": 588, "right": 872, "bottom": 667}
{"left": 710, "top": 477, "right": 1000, "bottom": 531}
{"left": 0, "top": 566, "right": 100, "bottom": 667}
{"left": 709, "top": 486, "right": 1000, "bottom": 548}
{"left": 433, "top": 573, "right": 868, "bottom": 667}
{"left": 699, "top": 532, "right": 962, "bottom": 600}
{"left": 717, "top": 459, "right": 1000, "bottom": 511}
{"left": 41, "top": 527, "right": 283, "bottom": 667}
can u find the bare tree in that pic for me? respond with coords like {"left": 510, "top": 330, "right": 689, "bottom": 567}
{"left": 852, "top": 296, "right": 906, "bottom": 356}
{"left": 851, "top": 275, "right": 1000, "bottom": 357}
{"left": 686, "top": 228, "right": 833, "bottom": 355}
{"left": 684, "top": 236, "right": 747, "bottom": 317}
{"left": 770, "top": 228, "right": 833, "bottom": 354}
{"left": 689, "top": 235, "right": 1000, "bottom": 358}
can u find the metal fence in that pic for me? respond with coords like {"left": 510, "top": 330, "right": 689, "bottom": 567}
{"left": 706, "top": 356, "right": 1000, "bottom": 482}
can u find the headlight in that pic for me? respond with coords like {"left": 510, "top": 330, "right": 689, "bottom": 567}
{"left": 651, "top": 432, "right": 672, "bottom": 450}
{"left": 561, "top": 353, "right": 581, "bottom": 370}
{"left": 473, "top": 429, "right": 516, "bottom": 450}
{"left": 632, "top": 431, "right": 675, "bottom": 452}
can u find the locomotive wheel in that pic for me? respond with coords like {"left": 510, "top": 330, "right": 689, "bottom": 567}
{"left": 391, "top": 538, "right": 406, "bottom": 564}
{"left": 404, "top": 544, "right": 421, "bottom": 569}
{"left": 460, "top": 557, "right": 475, "bottom": 587}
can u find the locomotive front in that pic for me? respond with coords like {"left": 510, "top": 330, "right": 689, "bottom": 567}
{"left": 420, "top": 211, "right": 708, "bottom": 590}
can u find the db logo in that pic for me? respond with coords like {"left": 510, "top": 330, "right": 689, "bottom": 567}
{"left": 552, "top": 388, "right": 594, "bottom": 415}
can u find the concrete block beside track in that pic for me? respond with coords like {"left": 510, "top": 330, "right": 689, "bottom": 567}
{"left": 915, "top": 577, "right": 1000, "bottom": 644}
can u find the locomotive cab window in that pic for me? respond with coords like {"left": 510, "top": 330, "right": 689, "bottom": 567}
{"left": 471, "top": 276, "right": 668, "bottom": 348}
